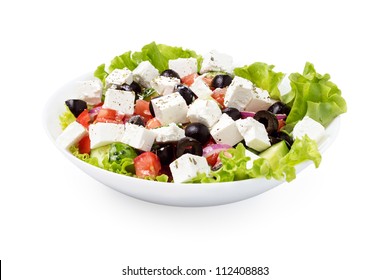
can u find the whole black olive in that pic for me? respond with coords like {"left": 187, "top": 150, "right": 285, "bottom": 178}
{"left": 211, "top": 74, "right": 233, "bottom": 88}
{"left": 176, "top": 137, "right": 203, "bottom": 157}
{"left": 253, "top": 110, "right": 279, "bottom": 135}
{"left": 160, "top": 69, "right": 181, "bottom": 80}
{"left": 128, "top": 115, "right": 145, "bottom": 126}
{"left": 175, "top": 84, "right": 195, "bottom": 105}
{"left": 117, "top": 81, "right": 142, "bottom": 95}
{"left": 65, "top": 99, "right": 87, "bottom": 118}
{"left": 268, "top": 101, "right": 291, "bottom": 115}
{"left": 222, "top": 107, "right": 241, "bottom": 121}
{"left": 185, "top": 123, "right": 210, "bottom": 145}
{"left": 155, "top": 144, "right": 175, "bottom": 165}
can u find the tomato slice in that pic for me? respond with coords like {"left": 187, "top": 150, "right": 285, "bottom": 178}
{"left": 181, "top": 73, "right": 198, "bottom": 86}
{"left": 211, "top": 88, "right": 227, "bottom": 108}
{"left": 95, "top": 108, "right": 124, "bottom": 124}
{"left": 134, "top": 100, "right": 153, "bottom": 122}
{"left": 134, "top": 152, "right": 162, "bottom": 179}
{"left": 206, "top": 153, "right": 219, "bottom": 166}
{"left": 76, "top": 109, "right": 91, "bottom": 128}
{"left": 78, "top": 135, "right": 91, "bottom": 154}
{"left": 145, "top": 117, "right": 162, "bottom": 129}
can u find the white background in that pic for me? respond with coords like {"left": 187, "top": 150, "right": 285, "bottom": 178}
{"left": 1, "top": 0, "right": 389, "bottom": 279}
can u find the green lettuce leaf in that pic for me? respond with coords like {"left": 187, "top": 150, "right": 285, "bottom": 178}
{"left": 275, "top": 135, "right": 322, "bottom": 182}
{"left": 59, "top": 106, "right": 76, "bottom": 130}
{"left": 94, "top": 42, "right": 202, "bottom": 83}
{"left": 94, "top": 64, "right": 108, "bottom": 86}
{"left": 234, "top": 62, "right": 285, "bottom": 99}
{"left": 286, "top": 62, "right": 347, "bottom": 127}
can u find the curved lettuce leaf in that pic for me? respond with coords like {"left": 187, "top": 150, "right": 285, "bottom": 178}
{"left": 59, "top": 106, "right": 76, "bottom": 130}
{"left": 286, "top": 62, "right": 347, "bottom": 127}
{"left": 233, "top": 62, "right": 285, "bottom": 99}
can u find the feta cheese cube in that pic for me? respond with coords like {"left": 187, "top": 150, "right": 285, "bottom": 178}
{"left": 168, "top": 57, "right": 198, "bottom": 78}
{"left": 169, "top": 154, "right": 211, "bottom": 183}
{"left": 278, "top": 74, "right": 292, "bottom": 96}
{"left": 245, "top": 87, "right": 274, "bottom": 112}
{"left": 210, "top": 114, "right": 243, "bottom": 146}
{"left": 106, "top": 68, "right": 133, "bottom": 86}
{"left": 121, "top": 123, "right": 156, "bottom": 151}
{"left": 76, "top": 79, "right": 102, "bottom": 105}
{"left": 200, "top": 50, "right": 233, "bottom": 74}
{"left": 189, "top": 76, "right": 213, "bottom": 99}
{"left": 56, "top": 121, "right": 87, "bottom": 150}
{"left": 150, "top": 76, "right": 181, "bottom": 95}
{"left": 236, "top": 117, "right": 271, "bottom": 152}
{"left": 151, "top": 92, "right": 188, "bottom": 125}
{"left": 153, "top": 123, "right": 185, "bottom": 143}
{"left": 187, "top": 99, "right": 222, "bottom": 128}
{"left": 292, "top": 116, "right": 325, "bottom": 143}
{"left": 132, "top": 61, "right": 159, "bottom": 88}
{"left": 102, "top": 88, "right": 135, "bottom": 115}
{"left": 89, "top": 123, "right": 125, "bottom": 149}
{"left": 224, "top": 76, "right": 254, "bottom": 111}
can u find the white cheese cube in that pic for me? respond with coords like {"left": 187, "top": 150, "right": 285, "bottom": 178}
{"left": 153, "top": 123, "right": 185, "bottom": 143}
{"left": 236, "top": 117, "right": 271, "bottom": 152}
{"left": 187, "top": 99, "right": 222, "bottom": 128}
{"left": 151, "top": 92, "right": 188, "bottom": 125}
{"left": 102, "top": 88, "right": 135, "bottom": 115}
{"left": 278, "top": 74, "right": 292, "bottom": 96}
{"left": 132, "top": 61, "right": 159, "bottom": 88}
{"left": 76, "top": 79, "right": 103, "bottom": 105}
{"left": 224, "top": 76, "right": 254, "bottom": 111}
{"left": 121, "top": 123, "right": 156, "bottom": 151}
{"left": 56, "top": 121, "right": 87, "bottom": 150}
{"left": 200, "top": 50, "right": 233, "bottom": 74}
{"left": 150, "top": 76, "right": 181, "bottom": 95}
{"left": 210, "top": 114, "right": 243, "bottom": 146}
{"left": 106, "top": 68, "right": 133, "bottom": 86}
{"left": 292, "top": 116, "right": 325, "bottom": 143}
{"left": 189, "top": 76, "right": 213, "bottom": 99}
{"left": 168, "top": 58, "right": 198, "bottom": 78}
{"left": 245, "top": 149, "right": 260, "bottom": 169}
{"left": 245, "top": 87, "right": 274, "bottom": 112}
{"left": 89, "top": 123, "right": 125, "bottom": 149}
{"left": 169, "top": 154, "right": 211, "bottom": 183}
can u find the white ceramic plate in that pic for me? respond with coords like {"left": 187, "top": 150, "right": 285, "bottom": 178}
{"left": 43, "top": 72, "right": 340, "bottom": 207}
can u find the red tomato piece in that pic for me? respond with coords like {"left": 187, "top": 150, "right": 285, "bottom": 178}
{"left": 206, "top": 153, "right": 219, "bottom": 166}
{"left": 211, "top": 88, "right": 227, "bottom": 108}
{"left": 134, "top": 100, "right": 153, "bottom": 122}
{"left": 146, "top": 117, "right": 162, "bottom": 129}
{"left": 76, "top": 109, "right": 91, "bottom": 128}
{"left": 78, "top": 135, "right": 91, "bottom": 154}
{"left": 134, "top": 152, "right": 162, "bottom": 179}
{"left": 95, "top": 108, "right": 124, "bottom": 124}
{"left": 181, "top": 73, "right": 198, "bottom": 87}
{"left": 278, "top": 119, "right": 286, "bottom": 131}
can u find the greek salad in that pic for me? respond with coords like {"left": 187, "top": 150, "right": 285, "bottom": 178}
{"left": 57, "top": 42, "right": 347, "bottom": 183}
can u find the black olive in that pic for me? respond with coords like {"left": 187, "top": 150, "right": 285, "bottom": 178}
{"left": 128, "top": 115, "right": 145, "bottom": 126}
{"left": 117, "top": 81, "right": 142, "bottom": 95}
{"left": 185, "top": 123, "right": 210, "bottom": 145}
{"left": 253, "top": 110, "right": 279, "bottom": 135}
{"left": 276, "top": 131, "right": 294, "bottom": 149}
{"left": 211, "top": 74, "right": 233, "bottom": 88}
{"left": 268, "top": 101, "right": 291, "bottom": 115}
{"left": 65, "top": 99, "right": 87, "bottom": 117}
{"left": 176, "top": 137, "right": 203, "bottom": 157}
{"left": 175, "top": 84, "right": 195, "bottom": 105}
{"left": 160, "top": 69, "right": 181, "bottom": 80}
{"left": 222, "top": 107, "right": 241, "bottom": 121}
{"left": 155, "top": 144, "right": 175, "bottom": 165}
